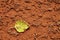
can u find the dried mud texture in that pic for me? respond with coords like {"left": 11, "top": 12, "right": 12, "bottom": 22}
{"left": 0, "top": 0, "right": 60, "bottom": 40}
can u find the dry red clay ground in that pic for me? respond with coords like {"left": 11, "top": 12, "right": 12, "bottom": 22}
{"left": 0, "top": 0, "right": 60, "bottom": 40}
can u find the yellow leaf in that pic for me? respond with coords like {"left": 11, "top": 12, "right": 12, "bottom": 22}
{"left": 14, "top": 20, "right": 29, "bottom": 32}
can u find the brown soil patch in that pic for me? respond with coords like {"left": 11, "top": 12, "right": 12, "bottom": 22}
{"left": 0, "top": 0, "right": 60, "bottom": 40}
